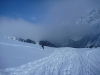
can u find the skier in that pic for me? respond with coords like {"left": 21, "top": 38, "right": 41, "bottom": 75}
{"left": 42, "top": 45, "right": 44, "bottom": 49}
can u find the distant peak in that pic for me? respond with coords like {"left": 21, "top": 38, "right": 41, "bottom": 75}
{"left": 77, "top": 7, "right": 100, "bottom": 24}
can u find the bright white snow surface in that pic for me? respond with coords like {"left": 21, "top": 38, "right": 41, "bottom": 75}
{"left": 0, "top": 37, "right": 100, "bottom": 75}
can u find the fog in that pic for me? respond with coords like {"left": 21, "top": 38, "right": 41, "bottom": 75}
{"left": 0, "top": 17, "right": 43, "bottom": 41}
{"left": 0, "top": 0, "right": 100, "bottom": 42}
{"left": 40, "top": 0, "right": 100, "bottom": 41}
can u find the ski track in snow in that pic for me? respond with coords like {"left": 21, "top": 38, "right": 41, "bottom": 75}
{"left": 0, "top": 43, "right": 100, "bottom": 75}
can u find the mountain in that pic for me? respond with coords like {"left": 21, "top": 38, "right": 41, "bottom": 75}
{"left": 4, "top": 36, "right": 25, "bottom": 42}
{"left": 51, "top": 7, "right": 100, "bottom": 48}
{"left": 77, "top": 7, "right": 100, "bottom": 24}
{"left": 77, "top": 7, "right": 100, "bottom": 48}
{"left": 4, "top": 36, "right": 36, "bottom": 44}
{"left": 25, "top": 39, "right": 36, "bottom": 44}
{"left": 39, "top": 40, "right": 57, "bottom": 47}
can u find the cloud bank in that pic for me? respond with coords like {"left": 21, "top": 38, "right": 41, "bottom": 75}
{"left": 0, "top": 0, "right": 100, "bottom": 43}
{"left": 0, "top": 17, "right": 44, "bottom": 41}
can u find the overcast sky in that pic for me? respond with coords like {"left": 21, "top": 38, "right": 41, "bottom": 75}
{"left": 0, "top": 0, "right": 100, "bottom": 41}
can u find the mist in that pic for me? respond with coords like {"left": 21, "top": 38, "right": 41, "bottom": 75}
{"left": 0, "top": 0, "right": 100, "bottom": 43}
{"left": 0, "top": 17, "right": 44, "bottom": 41}
{"left": 40, "top": 0, "right": 100, "bottom": 41}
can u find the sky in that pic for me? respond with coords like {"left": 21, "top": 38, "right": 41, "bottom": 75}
{"left": 0, "top": 0, "right": 100, "bottom": 42}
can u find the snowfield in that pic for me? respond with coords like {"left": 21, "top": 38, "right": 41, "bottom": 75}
{"left": 0, "top": 37, "right": 100, "bottom": 75}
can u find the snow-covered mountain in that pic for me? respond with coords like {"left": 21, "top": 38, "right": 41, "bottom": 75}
{"left": 4, "top": 36, "right": 25, "bottom": 42}
{"left": 52, "top": 7, "right": 100, "bottom": 48}
{"left": 77, "top": 7, "right": 100, "bottom": 48}
{"left": 4, "top": 36, "right": 36, "bottom": 44}
{"left": 77, "top": 7, "right": 100, "bottom": 24}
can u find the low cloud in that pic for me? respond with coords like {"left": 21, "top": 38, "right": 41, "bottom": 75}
{"left": 0, "top": 17, "right": 44, "bottom": 41}
{"left": 0, "top": 0, "right": 100, "bottom": 43}
{"left": 40, "top": 0, "right": 100, "bottom": 41}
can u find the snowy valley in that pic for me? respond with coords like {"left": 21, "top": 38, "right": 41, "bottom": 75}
{"left": 0, "top": 1, "right": 100, "bottom": 75}
{"left": 0, "top": 36, "right": 100, "bottom": 75}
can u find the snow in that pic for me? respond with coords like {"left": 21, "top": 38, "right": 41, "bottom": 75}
{"left": 77, "top": 7, "right": 100, "bottom": 25}
{"left": 0, "top": 37, "right": 55, "bottom": 69}
{"left": 0, "top": 37, "right": 100, "bottom": 75}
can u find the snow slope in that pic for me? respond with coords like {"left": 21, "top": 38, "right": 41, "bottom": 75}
{"left": 0, "top": 37, "right": 55, "bottom": 69}
{"left": 0, "top": 37, "right": 100, "bottom": 75}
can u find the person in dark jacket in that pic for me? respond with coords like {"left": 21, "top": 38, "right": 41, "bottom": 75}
{"left": 42, "top": 45, "right": 44, "bottom": 49}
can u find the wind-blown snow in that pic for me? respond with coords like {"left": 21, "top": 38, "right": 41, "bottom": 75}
{"left": 0, "top": 37, "right": 100, "bottom": 75}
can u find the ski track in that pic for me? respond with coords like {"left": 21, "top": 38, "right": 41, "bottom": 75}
{"left": 0, "top": 43, "right": 100, "bottom": 75}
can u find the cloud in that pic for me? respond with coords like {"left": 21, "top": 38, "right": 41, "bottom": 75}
{"left": 0, "top": 0, "right": 100, "bottom": 43}
{"left": 0, "top": 16, "right": 70, "bottom": 42}
{"left": 0, "top": 17, "right": 45, "bottom": 41}
{"left": 43, "top": 0, "right": 99, "bottom": 25}
{"left": 39, "top": 0, "right": 99, "bottom": 40}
